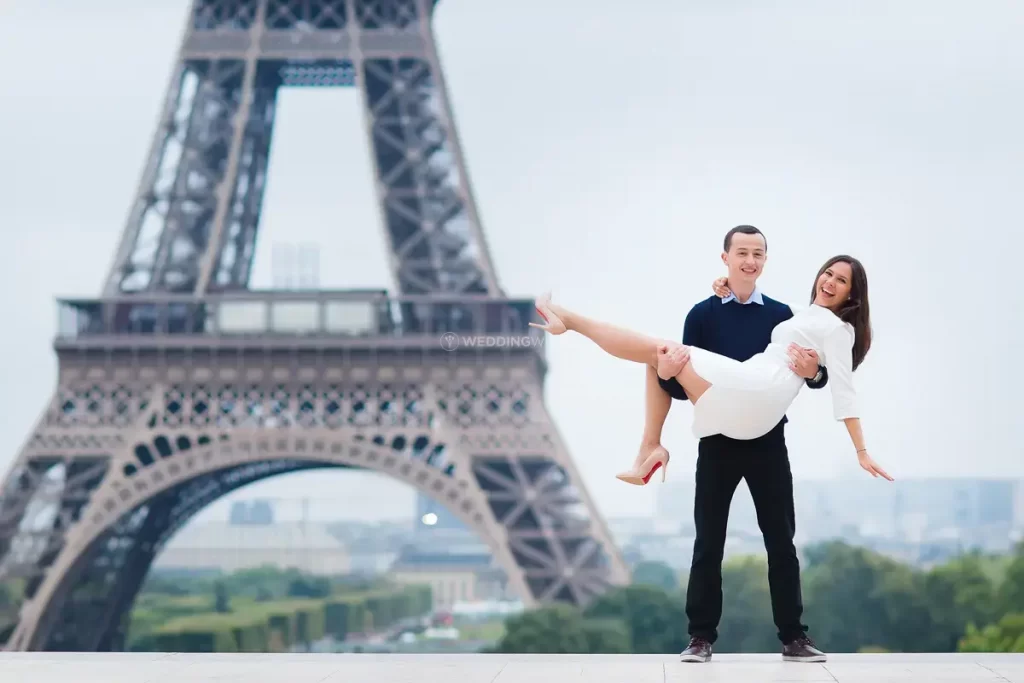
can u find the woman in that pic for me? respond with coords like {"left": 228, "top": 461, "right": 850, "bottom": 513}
{"left": 530, "top": 254, "right": 892, "bottom": 485}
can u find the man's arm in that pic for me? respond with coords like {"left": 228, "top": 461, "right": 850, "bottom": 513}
{"left": 806, "top": 365, "right": 829, "bottom": 389}
{"left": 657, "top": 304, "right": 703, "bottom": 401}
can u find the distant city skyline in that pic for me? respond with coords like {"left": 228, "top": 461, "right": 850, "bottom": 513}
{"left": 0, "top": 0, "right": 1021, "bottom": 524}
{"left": 162, "top": 474, "right": 1024, "bottom": 577}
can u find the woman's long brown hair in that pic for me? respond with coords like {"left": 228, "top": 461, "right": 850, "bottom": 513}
{"left": 810, "top": 255, "right": 872, "bottom": 370}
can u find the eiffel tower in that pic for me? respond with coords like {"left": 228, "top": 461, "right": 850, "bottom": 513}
{"left": 0, "top": 0, "right": 628, "bottom": 651}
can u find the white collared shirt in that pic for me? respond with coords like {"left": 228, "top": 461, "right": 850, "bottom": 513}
{"left": 721, "top": 286, "right": 764, "bottom": 305}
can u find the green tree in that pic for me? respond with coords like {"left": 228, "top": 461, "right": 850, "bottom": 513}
{"left": 494, "top": 604, "right": 617, "bottom": 653}
{"left": 801, "top": 542, "right": 885, "bottom": 651}
{"left": 716, "top": 555, "right": 778, "bottom": 653}
{"left": 801, "top": 541, "right": 931, "bottom": 653}
{"left": 997, "top": 550, "right": 1024, "bottom": 616}
{"left": 583, "top": 584, "right": 688, "bottom": 653}
{"left": 923, "top": 552, "right": 998, "bottom": 651}
{"left": 580, "top": 617, "right": 632, "bottom": 653}
{"left": 873, "top": 559, "right": 934, "bottom": 652}
{"left": 959, "top": 613, "right": 1024, "bottom": 652}
{"left": 138, "top": 571, "right": 200, "bottom": 596}
{"left": 287, "top": 576, "right": 331, "bottom": 598}
{"left": 631, "top": 561, "right": 678, "bottom": 592}
{"left": 213, "top": 581, "right": 230, "bottom": 613}
{"left": 488, "top": 542, "right": 1024, "bottom": 655}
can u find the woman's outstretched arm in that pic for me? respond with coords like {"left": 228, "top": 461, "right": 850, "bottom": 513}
{"left": 824, "top": 325, "right": 893, "bottom": 481}
{"left": 843, "top": 417, "right": 892, "bottom": 480}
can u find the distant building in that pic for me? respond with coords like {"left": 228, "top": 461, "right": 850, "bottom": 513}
{"left": 154, "top": 521, "right": 350, "bottom": 575}
{"left": 388, "top": 549, "right": 511, "bottom": 609}
{"left": 326, "top": 519, "right": 419, "bottom": 576}
{"left": 642, "top": 476, "right": 1024, "bottom": 565}
{"left": 656, "top": 479, "right": 759, "bottom": 535}
{"left": 229, "top": 499, "right": 275, "bottom": 525}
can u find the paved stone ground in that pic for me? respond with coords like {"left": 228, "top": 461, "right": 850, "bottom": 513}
{"left": 1, "top": 652, "right": 1023, "bottom": 682}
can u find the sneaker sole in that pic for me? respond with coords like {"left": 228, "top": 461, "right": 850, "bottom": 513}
{"left": 679, "top": 654, "right": 711, "bottom": 663}
{"left": 782, "top": 655, "right": 827, "bottom": 663}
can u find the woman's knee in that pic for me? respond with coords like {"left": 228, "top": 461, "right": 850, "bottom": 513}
{"left": 655, "top": 341, "right": 688, "bottom": 375}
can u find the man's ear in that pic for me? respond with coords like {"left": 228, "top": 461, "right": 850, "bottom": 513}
{"left": 720, "top": 252, "right": 728, "bottom": 266}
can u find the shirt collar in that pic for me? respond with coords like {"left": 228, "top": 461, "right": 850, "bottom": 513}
{"left": 722, "top": 286, "right": 764, "bottom": 305}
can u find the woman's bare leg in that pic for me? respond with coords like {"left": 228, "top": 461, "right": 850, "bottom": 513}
{"left": 632, "top": 365, "right": 673, "bottom": 468}
{"left": 549, "top": 301, "right": 666, "bottom": 367}
{"left": 642, "top": 365, "right": 672, "bottom": 445}
{"left": 531, "top": 294, "right": 692, "bottom": 479}
{"left": 626, "top": 351, "right": 713, "bottom": 471}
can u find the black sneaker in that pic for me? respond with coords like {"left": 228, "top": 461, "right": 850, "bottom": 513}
{"left": 679, "top": 636, "right": 712, "bottom": 662}
{"left": 782, "top": 635, "right": 826, "bottom": 662}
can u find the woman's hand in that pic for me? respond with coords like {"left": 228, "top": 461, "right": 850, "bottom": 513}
{"left": 712, "top": 277, "right": 731, "bottom": 298}
{"left": 857, "top": 450, "right": 893, "bottom": 481}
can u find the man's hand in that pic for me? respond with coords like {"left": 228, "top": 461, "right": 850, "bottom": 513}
{"left": 788, "top": 343, "right": 821, "bottom": 379}
{"left": 657, "top": 343, "right": 690, "bottom": 380}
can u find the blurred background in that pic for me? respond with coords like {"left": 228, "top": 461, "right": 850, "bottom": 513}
{"left": 0, "top": 0, "right": 1022, "bottom": 655}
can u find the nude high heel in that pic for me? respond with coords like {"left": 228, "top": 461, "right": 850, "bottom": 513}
{"left": 528, "top": 292, "right": 567, "bottom": 334}
{"left": 616, "top": 447, "right": 670, "bottom": 486}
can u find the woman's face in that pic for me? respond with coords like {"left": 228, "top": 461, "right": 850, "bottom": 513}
{"left": 813, "top": 261, "right": 853, "bottom": 310}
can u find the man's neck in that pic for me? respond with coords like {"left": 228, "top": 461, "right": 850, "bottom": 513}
{"left": 731, "top": 283, "right": 757, "bottom": 303}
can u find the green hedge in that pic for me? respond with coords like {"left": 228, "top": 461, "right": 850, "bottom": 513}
{"left": 324, "top": 596, "right": 368, "bottom": 640}
{"left": 137, "top": 584, "right": 433, "bottom": 652}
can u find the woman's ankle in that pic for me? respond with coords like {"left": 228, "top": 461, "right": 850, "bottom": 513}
{"left": 639, "top": 438, "right": 662, "bottom": 452}
{"left": 557, "top": 307, "right": 575, "bottom": 331}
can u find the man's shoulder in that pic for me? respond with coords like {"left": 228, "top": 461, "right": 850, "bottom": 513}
{"left": 761, "top": 294, "right": 794, "bottom": 316}
{"left": 760, "top": 293, "right": 789, "bottom": 308}
{"left": 692, "top": 295, "right": 720, "bottom": 309}
{"left": 685, "top": 296, "right": 719, "bottom": 318}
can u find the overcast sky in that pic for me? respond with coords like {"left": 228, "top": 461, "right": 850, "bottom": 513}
{"left": 0, "top": 0, "right": 1021, "bottom": 525}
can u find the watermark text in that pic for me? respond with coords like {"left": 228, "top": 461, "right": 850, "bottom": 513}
{"left": 439, "top": 333, "right": 545, "bottom": 351}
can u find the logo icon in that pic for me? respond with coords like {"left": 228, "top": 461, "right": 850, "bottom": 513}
{"left": 440, "top": 332, "right": 459, "bottom": 351}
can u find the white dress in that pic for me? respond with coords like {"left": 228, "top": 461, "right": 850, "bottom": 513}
{"left": 687, "top": 304, "right": 860, "bottom": 440}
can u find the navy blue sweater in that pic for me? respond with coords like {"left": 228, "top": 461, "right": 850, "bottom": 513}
{"left": 658, "top": 294, "right": 829, "bottom": 444}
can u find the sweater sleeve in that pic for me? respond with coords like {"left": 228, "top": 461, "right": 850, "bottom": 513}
{"left": 823, "top": 322, "right": 859, "bottom": 420}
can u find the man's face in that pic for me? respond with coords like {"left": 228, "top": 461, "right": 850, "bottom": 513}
{"left": 721, "top": 232, "right": 767, "bottom": 286}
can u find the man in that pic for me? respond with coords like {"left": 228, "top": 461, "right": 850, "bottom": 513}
{"left": 640, "top": 225, "right": 828, "bottom": 663}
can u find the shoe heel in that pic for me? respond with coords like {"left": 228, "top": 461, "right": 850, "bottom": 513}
{"left": 661, "top": 459, "right": 669, "bottom": 482}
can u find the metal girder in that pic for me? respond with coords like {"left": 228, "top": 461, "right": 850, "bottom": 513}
{"left": 27, "top": 460, "right": 324, "bottom": 651}
{"left": 0, "top": 0, "right": 627, "bottom": 654}
{"left": 0, "top": 346, "right": 629, "bottom": 651}
{"left": 102, "top": 58, "right": 274, "bottom": 295}
{"left": 102, "top": 0, "right": 501, "bottom": 298}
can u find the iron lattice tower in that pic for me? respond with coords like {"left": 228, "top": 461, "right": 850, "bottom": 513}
{"left": 0, "top": 0, "right": 629, "bottom": 651}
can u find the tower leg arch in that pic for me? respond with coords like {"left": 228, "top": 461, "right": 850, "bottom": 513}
{"left": 6, "top": 428, "right": 528, "bottom": 651}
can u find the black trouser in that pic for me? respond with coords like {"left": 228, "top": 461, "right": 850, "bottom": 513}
{"left": 684, "top": 430, "right": 808, "bottom": 644}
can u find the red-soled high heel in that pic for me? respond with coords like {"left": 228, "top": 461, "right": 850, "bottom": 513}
{"left": 528, "top": 292, "right": 567, "bottom": 334}
{"left": 616, "top": 447, "right": 670, "bottom": 486}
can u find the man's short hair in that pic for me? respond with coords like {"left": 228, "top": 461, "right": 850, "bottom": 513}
{"left": 723, "top": 225, "right": 767, "bottom": 252}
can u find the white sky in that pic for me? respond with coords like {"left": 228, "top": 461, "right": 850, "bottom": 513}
{"left": 0, "top": 0, "right": 1021, "bottom": 523}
